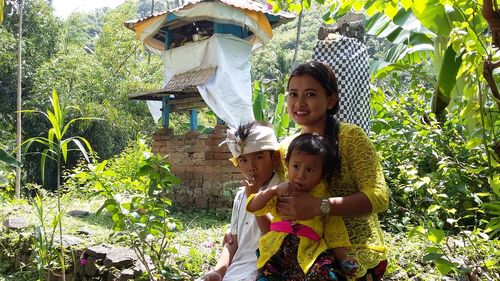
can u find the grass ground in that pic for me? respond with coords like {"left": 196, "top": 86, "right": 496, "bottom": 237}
{"left": 0, "top": 194, "right": 482, "bottom": 280}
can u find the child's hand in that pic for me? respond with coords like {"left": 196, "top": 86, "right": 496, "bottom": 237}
{"left": 243, "top": 179, "right": 259, "bottom": 197}
{"left": 201, "top": 271, "right": 222, "bottom": 281}
{"left": 274, "top": 183, "right": 291, "bottom": 197}
{"left": 340, "top": 257, "right": 359, "bottom": 277}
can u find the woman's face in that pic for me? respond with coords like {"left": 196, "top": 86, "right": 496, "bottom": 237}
{"left": 286, "top": 74, "right": 337, "bottom": 134}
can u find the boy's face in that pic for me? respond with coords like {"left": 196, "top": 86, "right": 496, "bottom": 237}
{"left": 287, "top": 151, "right": 323, "bottom": 192}
{"left": 237, "top": 150, "right": 276, "bottom": 188}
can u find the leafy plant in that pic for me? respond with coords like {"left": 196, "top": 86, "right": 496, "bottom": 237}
{"left": 252, "top": 80, "right": 294, "bottom": 138}
{"left": 23, "top": 89, "right": 96, "bottom": 281}
{"left": 89, "top": 152, "right": 184, "bottom": 280}
{"left": 31, "top": 194, "right": 64, "bottom": 281}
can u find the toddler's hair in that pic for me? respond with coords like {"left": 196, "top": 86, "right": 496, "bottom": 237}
{"left": 285, "top": 134, "right": 339, "bottom": 180}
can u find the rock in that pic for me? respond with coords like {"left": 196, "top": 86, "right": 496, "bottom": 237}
{"left": 119, "top": 268, "right": 135, "bottom": 280}
{"left": 103, "top": 248, "right": 135, "bottom": 269}
{"left": 76, "top": 228, "right": 94, "bottom": 236}
{"left": 54, "top": 235, "right": 83, "bottom": 247}
{"left": 85, "top": 244, "right": 112, "bottom": 259}
{"left": 133, "top": 256, "right": 155, "bottom": 276}
{"left": 82, "top": 256, "right": 100, "bottom": 277}
{"left": 67, "top": 210, "right": 89, "bottom": 218}
{"left": 3, "top": 217, "right": 29, "bottom": 229}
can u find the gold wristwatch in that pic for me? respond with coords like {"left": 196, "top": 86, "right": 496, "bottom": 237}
{"left": 320, "top": 198, "right": 330, "bottom": 216}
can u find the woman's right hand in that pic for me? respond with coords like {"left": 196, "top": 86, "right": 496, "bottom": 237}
{"left": 276, "top": 192, "right": 321, "bottom": 220}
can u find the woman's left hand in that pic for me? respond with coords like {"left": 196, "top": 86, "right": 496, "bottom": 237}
{"left": 276, "top": 192, "right": 321, "bottom": 220}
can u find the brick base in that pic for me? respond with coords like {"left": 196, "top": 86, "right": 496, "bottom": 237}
{"left": 152, "top": 125, "right": 244, "bottom": 209}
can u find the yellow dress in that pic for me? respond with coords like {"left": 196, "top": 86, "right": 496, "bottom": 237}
{"left": 279, "top": 123, "right": 389, "bottom": 277}
{"left": 246, "top": 182, "right": 351, "bottom": 274}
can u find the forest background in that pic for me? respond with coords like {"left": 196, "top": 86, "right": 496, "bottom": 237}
{"left": 0, "top": 0, "right": 499, "bottom": 280}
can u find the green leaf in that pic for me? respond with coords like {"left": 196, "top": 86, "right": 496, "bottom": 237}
{"left": 425, "top": 246, "right": 441, "bottom": 253}
{"left": 383, "top": 2, "right": 398, "bottom": 19}
{"left": 428, "top": 228, "right": 445, "bottom": 243}
{"left": 489, "top": 175, "right": 500, "bottom": 197}
{"left": 409, "top": 225, "right": 426, "bottom": 237}
{"left": 401, "top": 0, "right": 413, "bottom": 10}
{"left": 484, "top": 259, "right": 497, "bottom": 268}
{"left": 433, "top": 45, "right": 463, "bottom": 114}
{"left": 96, "top": 199, "right": 116, "bottom": 215}
{"left": 70, "top": 138, "right": 91, "bottom": 163}
{"left": 427, "top": 204, "right": 441, "bottom": 214}
{"left": 423, "top": 252, "right": 443, "bottom": 262}
{"left": 435, "top": 257, "right": 456, "bottom": 275}
{"left": 412, "top": 0, "right": 453, "bottom": 37}
{"left": 0, "top": 148, "right": 20, "bottom": 168}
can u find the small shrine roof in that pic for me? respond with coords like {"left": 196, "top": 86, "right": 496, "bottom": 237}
{"left": 125, "top": 0, "right": 294, "bottom": 29}
{"left": 128, "top": 67, "right": 217, "bottom": 111}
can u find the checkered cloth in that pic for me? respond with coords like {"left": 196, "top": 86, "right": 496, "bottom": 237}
{"left": 312, "top": 36, "right": 371, "bottom": 132}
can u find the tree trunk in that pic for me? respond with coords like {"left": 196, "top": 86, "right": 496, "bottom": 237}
{"left": 15, "top": 0, "right": 24, "bottom": 199}
{"left": 482, "top": 0, "right": 500, "bottom": 48}
{"left": 482, "top": 0, "right": 500, "bottom": 109}
{"left": 291, "top": 4, "right": 303, "bottom": 70}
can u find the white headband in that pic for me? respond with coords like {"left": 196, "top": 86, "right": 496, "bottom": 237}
{"left": 219, "top": 125, "right": 279, "bottom": 159}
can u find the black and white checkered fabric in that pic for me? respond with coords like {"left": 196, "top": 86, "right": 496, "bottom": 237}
{"left": 312, "top": 36, "right": 371, "bottom": 132}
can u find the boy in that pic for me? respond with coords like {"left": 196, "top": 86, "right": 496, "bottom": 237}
{"left": 201, "top": 122, "right": 280, "bottom": 281}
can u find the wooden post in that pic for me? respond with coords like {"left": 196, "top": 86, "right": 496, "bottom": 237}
{"left": 15, "top": 0, "right": 24, "bottom": 199}
{"left": 162, "top": 96, "right": 170, "bottom": 128}
{"left": 190, "top": 109, "right": 198, "bottom": 131}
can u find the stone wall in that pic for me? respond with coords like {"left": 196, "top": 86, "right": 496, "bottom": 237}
{"left": 152, "top": 124, "right": 244, "bottom": 209}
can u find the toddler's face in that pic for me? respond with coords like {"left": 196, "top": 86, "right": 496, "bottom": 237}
{"left": 287, "top": 151, "right": 323, "bottom": 192}
{"left": 236, "top": 151, "right": 275, "bottom": 189}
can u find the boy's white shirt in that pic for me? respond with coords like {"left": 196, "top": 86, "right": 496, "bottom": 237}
{"left": 223, "top": 173, "right": 281, "bottom": 281}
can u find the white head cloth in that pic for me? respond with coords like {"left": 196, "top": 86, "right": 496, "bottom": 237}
{"left": 220, "top": 125, "right": 279, "bottom": 159}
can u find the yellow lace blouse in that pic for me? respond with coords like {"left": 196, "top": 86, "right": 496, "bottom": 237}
{"left": 246, "top": 182, "right": 351, "bottom": 274}
{"left": 279, "top": 123, "right": 389, "bottom": 277}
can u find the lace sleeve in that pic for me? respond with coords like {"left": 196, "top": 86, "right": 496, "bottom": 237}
{"left": 341, "top": 124, "right": 389, "bottom": 214}
{"left": 324, "top": 216, "right": 351, "bottom": 248}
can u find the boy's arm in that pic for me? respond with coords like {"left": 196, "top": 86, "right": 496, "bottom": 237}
{"left": 246, "top": 183, "right": 289, "bottom": 212}
{"left": 204, "top": 235, "right": 238, "bottom": 280}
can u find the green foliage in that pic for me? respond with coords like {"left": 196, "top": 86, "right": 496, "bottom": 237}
{"left": 372, "top": 88, "right": 495, "bottom": 230}
{"left": 253, "top": 80, "right": 294, "bottom": 138}
{"left": 31, "top": 195, "right": 64, "bottom": 281}
{"left": 74, "top": 145, "right": 185, "bottom": 280}
{"left": 22, "top": 89, "right": 97, "bottom": 281}
{"left": 23, "top": 90, "right": 95, "bottom": 184}
{"left": 0, "top": 0, "right": 4, "bottom": 24}
{"left": 0, "top": 0, "right": 61, "bottom": 124}
{"left": 0, "top": 148, "right": 19, "bottom": 168}
{"left": 0, "top": 229, "right": 32, "bottom": 275}
{"left": 0, "top": 170, "right": 15, "bottom": 201}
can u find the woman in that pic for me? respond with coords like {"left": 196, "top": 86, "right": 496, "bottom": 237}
{"left": 277, "top": 61, "right": 388, "bottom": 280}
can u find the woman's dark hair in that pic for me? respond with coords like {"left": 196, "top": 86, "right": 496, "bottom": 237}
{"left": 287, "top": 61, "right": 341, "bottom": 175}
{"left": 285, "top": 133, "right": 339, "bottom": 180}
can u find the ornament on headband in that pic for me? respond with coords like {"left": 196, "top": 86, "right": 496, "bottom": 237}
{"left": 219, "top": 128, "right": 245, "bottom": 159}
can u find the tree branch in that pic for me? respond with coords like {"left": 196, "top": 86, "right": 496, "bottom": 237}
{"left": 483, "top": 0, "right": 500, "bottom": 48}
{"left": 483, "top": 58, "right": 500, "bottom": 110}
